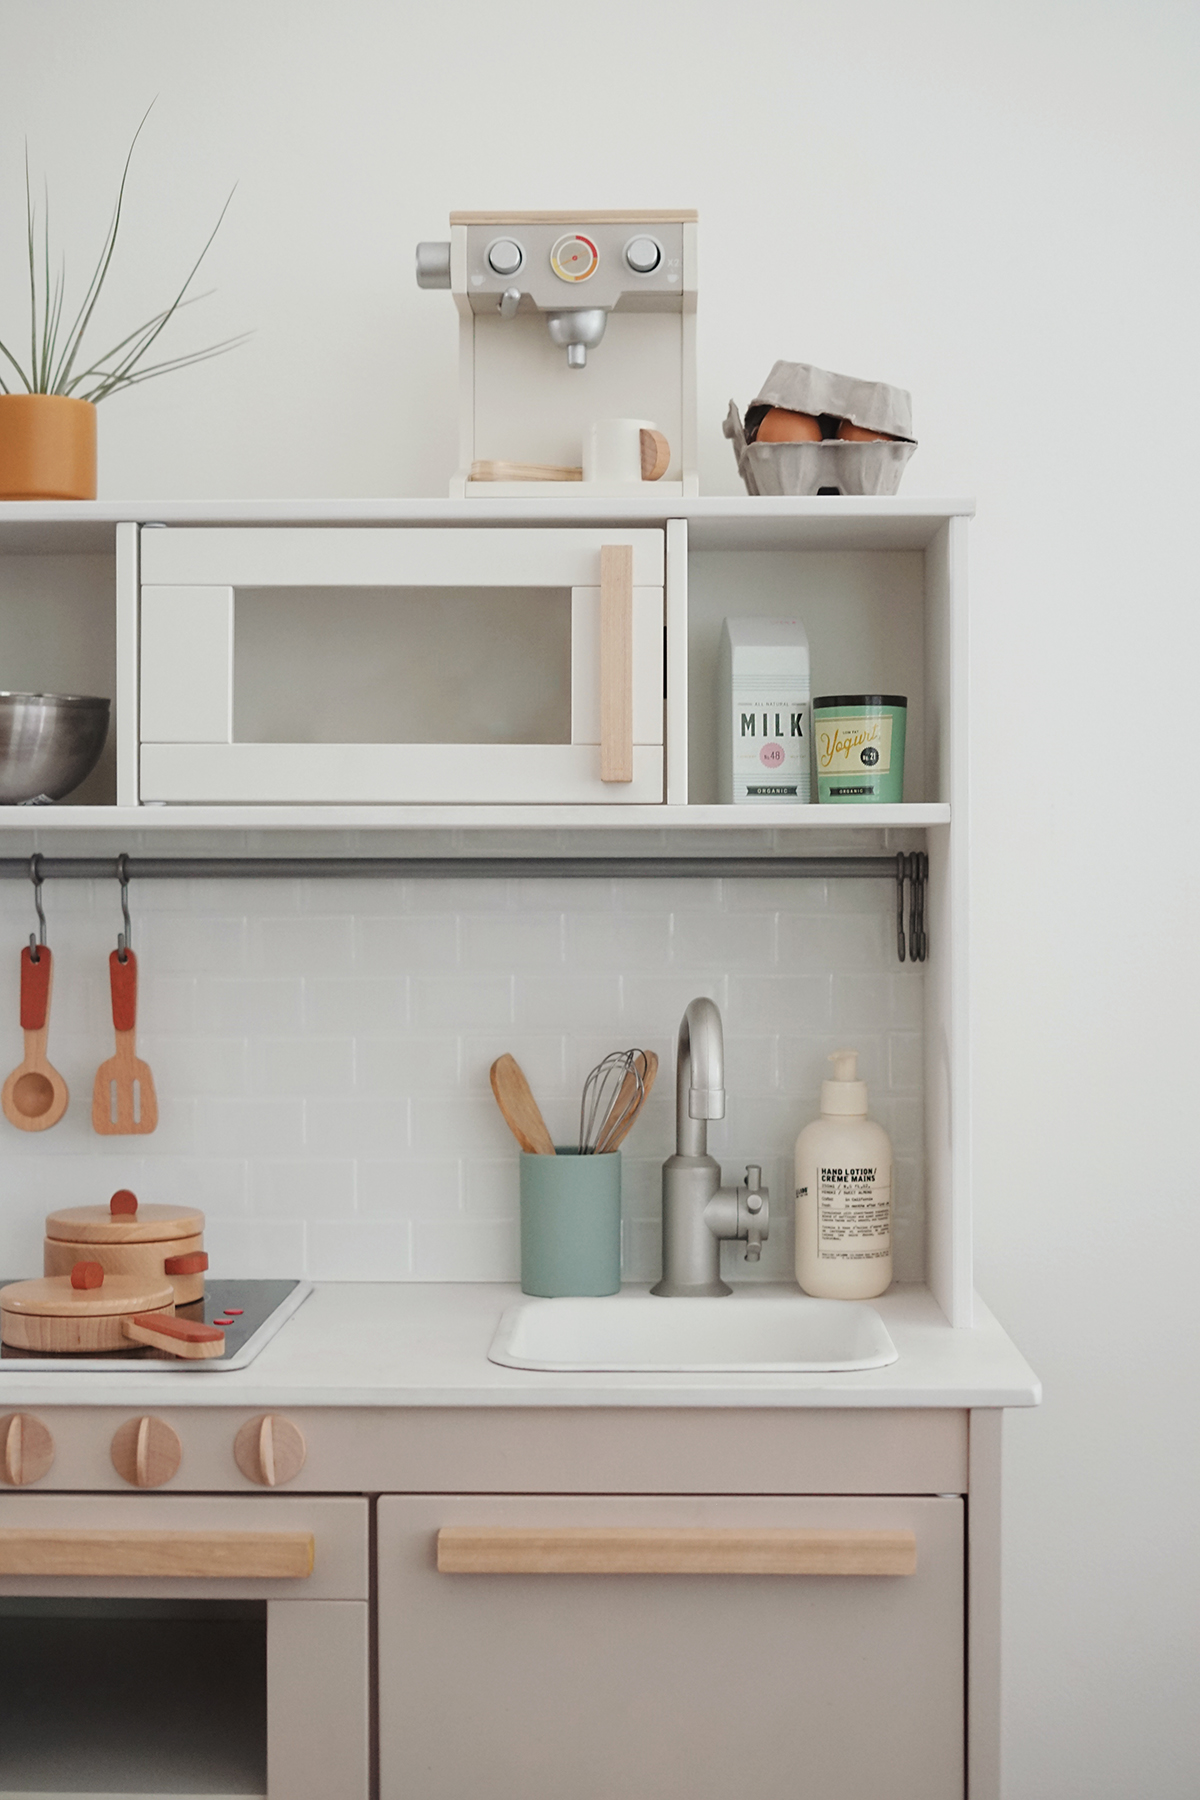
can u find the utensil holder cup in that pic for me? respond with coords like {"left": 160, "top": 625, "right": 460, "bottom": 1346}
{"left": 519, "top": 1150, "right": 621, "bottom": 1298}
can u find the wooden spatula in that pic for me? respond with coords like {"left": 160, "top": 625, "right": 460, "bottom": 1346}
{"left": 92, "top": 949, "right": 158, "bottom": 1135}
{"left": 489, "top": 1054, "right": 556, "bottom": 1155}
{"left": 1, "top": 945, "right": 68, "bottom": 1132}
{"left": 596, "top": 1050, "right": 659, "bottom": 1153}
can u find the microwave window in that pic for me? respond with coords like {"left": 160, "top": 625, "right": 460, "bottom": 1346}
{"left": 233, "top": 585, "right": 572, "bottom": 746}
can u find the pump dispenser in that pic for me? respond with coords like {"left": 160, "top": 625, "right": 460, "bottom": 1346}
{"left": 794, "top": 1049, "right": 893, "bottom": 1299}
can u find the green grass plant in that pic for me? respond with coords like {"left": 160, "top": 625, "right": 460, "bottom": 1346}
{"left": 0, "top": 104, "right": 248, "bottom": 403}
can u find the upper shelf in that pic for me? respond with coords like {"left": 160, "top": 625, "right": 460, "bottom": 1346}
{"left": 0, "top": 495, "right": 975, "bottom": 555}
{"left": 0, "top": 802, "right": 949, "bottom": 834}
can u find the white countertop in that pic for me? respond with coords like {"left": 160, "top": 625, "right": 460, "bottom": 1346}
{"left": 0, "top": 1282, "right": 1040, "bottom": 1411}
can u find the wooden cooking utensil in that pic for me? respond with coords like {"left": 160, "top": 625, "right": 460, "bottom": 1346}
{"left": 489, "top": 1054, "right": 556, "bottom": 1155}
{"left": 1, "top": 945, "right": 68, "bottom": 1132}
{"left": 92, "top": 949, "right": 158, "bottom": 1135}
{"left": 596, "top": 1050, "right": 659, "bottom": 1153}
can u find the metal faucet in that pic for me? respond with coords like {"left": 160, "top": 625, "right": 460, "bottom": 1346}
{"left": 650, "top": 998, "right": 769, "bottom": 1297}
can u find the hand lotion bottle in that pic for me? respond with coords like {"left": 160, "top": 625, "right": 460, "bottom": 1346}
{"left": 794, "top": 1050, "right": 893, "bottom": 1299}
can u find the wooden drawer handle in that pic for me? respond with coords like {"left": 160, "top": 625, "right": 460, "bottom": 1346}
{"left": 599, "top": 544, "right": 633, "bottom": 783}
{"left": 0, "top": 1528, "right": 314, "bottom": 1580}
{"left": 436, "top": 1527, "right": 917, "bottom": 1577}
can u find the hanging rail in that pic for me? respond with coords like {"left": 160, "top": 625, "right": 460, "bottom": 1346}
{"left": 0, "top": 854, "right": 928, "bottom": 962}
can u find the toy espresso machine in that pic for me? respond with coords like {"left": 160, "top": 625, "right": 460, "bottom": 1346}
{"left": 415, "top": 211, "right": 698, "bottom": 497}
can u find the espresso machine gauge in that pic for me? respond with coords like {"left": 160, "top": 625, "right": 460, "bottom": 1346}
{"left": 414, "top": 210, "right": 698, "bottom": 497}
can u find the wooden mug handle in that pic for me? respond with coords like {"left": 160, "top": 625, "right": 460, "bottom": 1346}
{"left": 639, "top": 429, "right": 670, "bottom": 481}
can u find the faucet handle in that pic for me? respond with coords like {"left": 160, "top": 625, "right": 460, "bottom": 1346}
{"left": 739, "top": 1166, "right": 769, "bottom": 1262}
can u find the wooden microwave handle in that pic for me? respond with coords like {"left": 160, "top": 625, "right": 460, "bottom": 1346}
{"left": 599, "top": 545, "right": 633, "bottom": 784}
{"left": 0, "top": 1528, "right": 314, "bottom": 1580}
{"left": 436, "top": 1526, "right": 916, "bottom": 1577}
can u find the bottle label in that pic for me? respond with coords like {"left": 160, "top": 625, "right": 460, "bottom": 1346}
{"left": 809, "top": 1165, "right": 891, "bottom": 1261}
{"left": 816, "top": 715, "right": 893, "bottom": 777}
{"left": 731, "top": 694, "right": 810, "bottom": 801}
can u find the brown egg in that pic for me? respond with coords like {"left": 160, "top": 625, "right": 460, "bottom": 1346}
{"left": 836, "top": 419, "right": 900, "bottom": 442}
{"left": 756, "top": 407, "right": 823, "bottom": 443}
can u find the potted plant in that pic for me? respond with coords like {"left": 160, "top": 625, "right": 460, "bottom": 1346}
{"left": 0, "top": 108, "right": 246, "bottom": 500}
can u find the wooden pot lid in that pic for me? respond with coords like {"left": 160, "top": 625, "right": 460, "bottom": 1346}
{"left": 45, "top": 1189, "right": 204, "bottom": 1245}
{"left": 0, "top": 1269, "right": 174, "bottom": 1319}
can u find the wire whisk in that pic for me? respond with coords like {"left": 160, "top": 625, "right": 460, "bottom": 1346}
{"left": 578, "top": 1048, "right": 648, "bottom": 1154}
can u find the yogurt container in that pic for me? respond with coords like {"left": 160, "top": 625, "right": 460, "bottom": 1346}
{"left": 813, "top": 695, "right": 907, "bottom": 804}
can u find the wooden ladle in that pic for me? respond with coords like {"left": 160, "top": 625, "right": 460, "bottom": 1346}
{"left": 1, "top": 945, "right": 68, "bottom": 1132}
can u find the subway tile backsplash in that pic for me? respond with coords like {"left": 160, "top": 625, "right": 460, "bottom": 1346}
{"left": 0, "top": 872, "right": 925, "bottom": 1285}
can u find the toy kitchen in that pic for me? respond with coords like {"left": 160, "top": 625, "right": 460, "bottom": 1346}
{"left": 0, "top": 201, "right": 1038, "bottom": 1800}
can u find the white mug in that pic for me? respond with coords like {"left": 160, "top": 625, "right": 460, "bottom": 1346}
{"left": 582, "top": 418, "right": 671, "bottom": 484}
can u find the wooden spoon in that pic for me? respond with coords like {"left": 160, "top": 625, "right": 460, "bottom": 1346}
{"left": 596, "top": 1050, "right": 659, "bottom": 1153}
{"left": 489, "top": 1054, "right": 556, "bottom": 1155}
{"left": 1, "top": 945, "right": 68, "bottom": 1132}
{"left": 92, "top": 949, "right": 158, "bottom": 1135}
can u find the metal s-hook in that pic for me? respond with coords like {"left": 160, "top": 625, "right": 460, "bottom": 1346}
{"left": 28, "top": 853, "right": 46, "bottom": 961}
{"left": 116, "top": 853, "right": 132, "bottom": 961}
{"left": 895, "top": 852, "right": 907, "bottom": 964}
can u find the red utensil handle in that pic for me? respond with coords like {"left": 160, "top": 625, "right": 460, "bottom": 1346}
{"left": 19, "top": 944, "right": 51, "bottom": 1032}
{"left": 109, "top": 949, "right": 138, "bottom": 1032}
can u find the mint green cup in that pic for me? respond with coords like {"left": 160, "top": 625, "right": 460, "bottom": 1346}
{"left": 814, "top": 694, "right": 907, "bottom": 804}
{"left": 519, "top": 1149, "right": 621, "bottom": 1297}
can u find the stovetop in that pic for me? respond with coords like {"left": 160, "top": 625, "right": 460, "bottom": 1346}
{"left": 0, "top": 1279, "right": 312, "bottom": 1372}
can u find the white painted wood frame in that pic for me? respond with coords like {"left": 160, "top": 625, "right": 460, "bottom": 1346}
{"left": 114, "top": 522, "right": 139, "bottom": 806}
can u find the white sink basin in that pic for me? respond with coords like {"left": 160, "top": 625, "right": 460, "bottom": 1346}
{"left": 488, "top": 1292, "right": 898, "bottom": 1374}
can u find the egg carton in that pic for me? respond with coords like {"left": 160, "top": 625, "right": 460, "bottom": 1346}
{"left": 724, "top": 360, "right": 917, "bottom": 497}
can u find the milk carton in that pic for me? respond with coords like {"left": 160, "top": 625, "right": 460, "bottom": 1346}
{"left": 717, "top": 618, "right": 811, "bottom": 804}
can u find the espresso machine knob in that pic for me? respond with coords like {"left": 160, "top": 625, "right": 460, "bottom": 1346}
{"left": 625, "top": 235, "right": 662, "bottom": 274}
{"left": 487, "top": 238, "right": 524, "bottom": 276}
{"left": 415, "top": 241, "right": 452, "bottom": 289}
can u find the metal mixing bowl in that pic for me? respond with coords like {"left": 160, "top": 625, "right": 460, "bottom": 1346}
{"left": 0, "top": 693, "right": 111, "bottom": 804}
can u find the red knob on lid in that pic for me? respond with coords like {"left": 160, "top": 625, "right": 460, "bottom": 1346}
{"left": 110, "top": 1190, "right": 138, "bottom": 1216}
{"left": 71, "top": 1262, "right": 104, "bottom": 1289}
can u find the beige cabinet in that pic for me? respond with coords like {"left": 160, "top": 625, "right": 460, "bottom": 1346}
{"left": 377, "top": 1493, "right": 964, "bottom": 1800}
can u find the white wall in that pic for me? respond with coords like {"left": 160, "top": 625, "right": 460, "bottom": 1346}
{"left": 1, "top": 2, "right": 1198, "bottom": 1796}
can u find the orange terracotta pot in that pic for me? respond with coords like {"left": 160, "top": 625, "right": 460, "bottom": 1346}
{"left": 0, "top": 394, "right": 97, "bottom": 499}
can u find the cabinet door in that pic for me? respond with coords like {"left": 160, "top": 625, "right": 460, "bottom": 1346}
{"left": 138, "top": 527, "right": 665, "bottom": 804}
{"left": 377, "top": 1494, "right": 963, "bottom": 1800}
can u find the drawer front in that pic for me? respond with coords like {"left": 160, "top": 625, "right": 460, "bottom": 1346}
{"left": 0, "top": 1494, "right": 367, "bottom": 1600}
{"left": 138, "top": 527, "right": 665, "bottom": 805}
{"left": 378, "top": 1493, "right": 963, "bottom": 1800}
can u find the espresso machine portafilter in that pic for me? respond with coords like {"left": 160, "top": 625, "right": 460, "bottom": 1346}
{"left": 415, "top": 211, "right": 698, "bottom": 496}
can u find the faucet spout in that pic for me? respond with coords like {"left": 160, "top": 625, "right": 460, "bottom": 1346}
{"left": 653, "top": 998, "right": 768, "bottom": 1298}
{"left": 676, "top": 996, "right": 725, "bottom": 1158}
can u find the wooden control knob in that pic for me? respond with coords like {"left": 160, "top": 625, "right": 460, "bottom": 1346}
{"left": 234, "top": 1414, "right": 306, "bottom": 1487}
{"left": 0, "top": 1412, "right": 55, "bottom": 1486}
{"left": 111, "top": 1415, "right": 181, "bottom": 1488}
